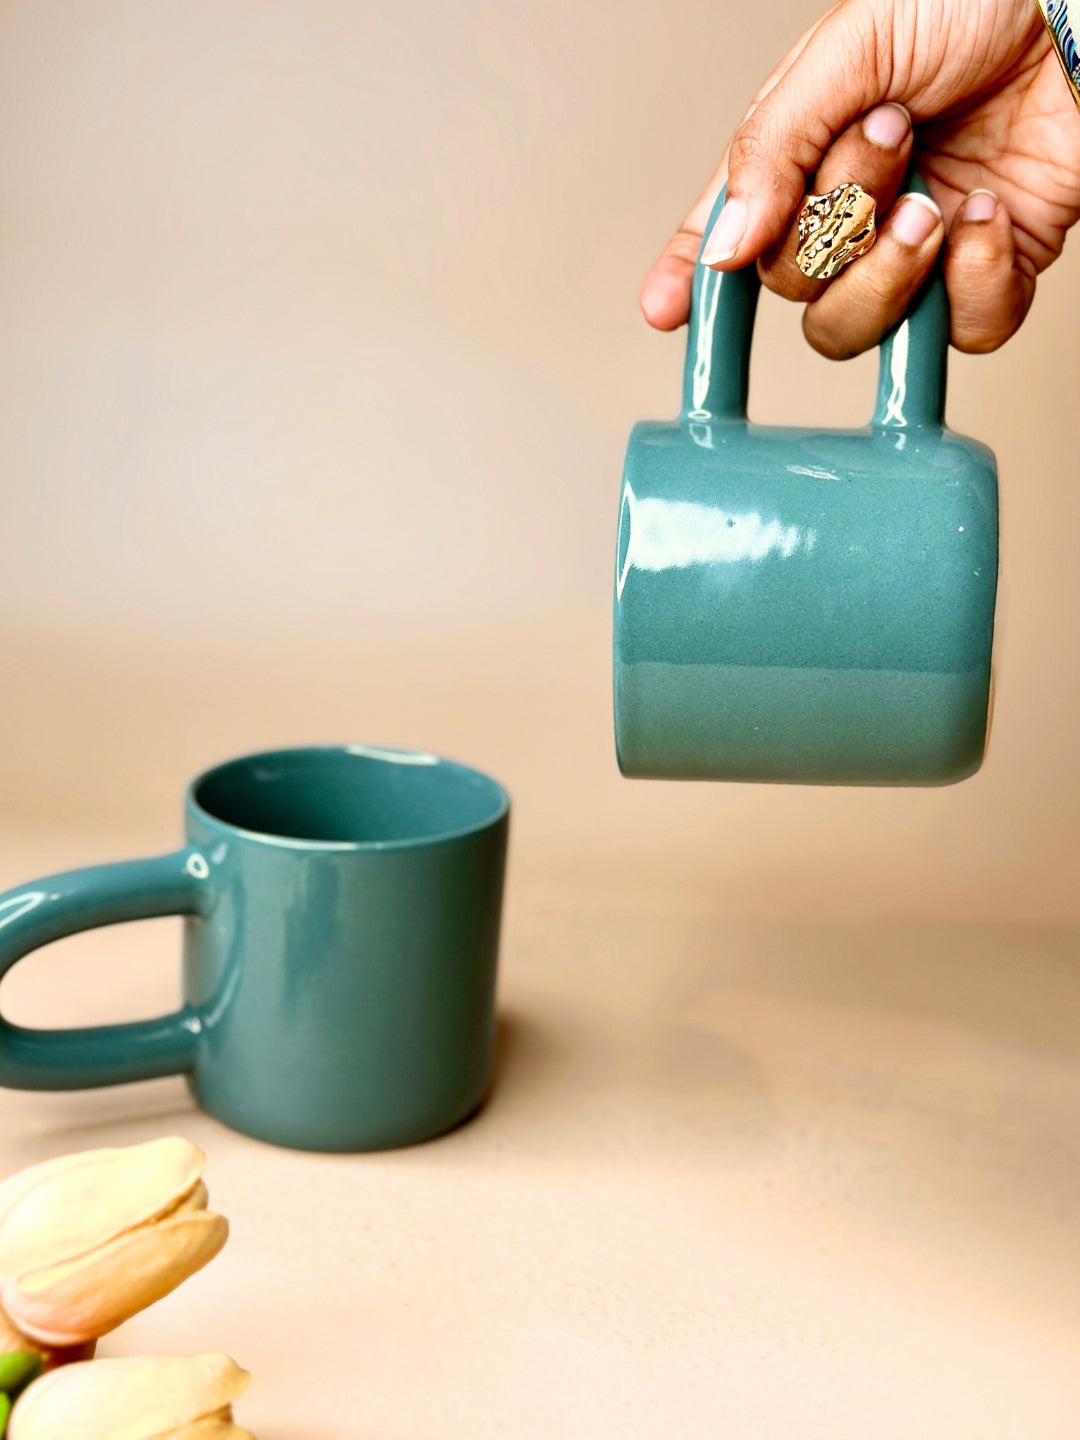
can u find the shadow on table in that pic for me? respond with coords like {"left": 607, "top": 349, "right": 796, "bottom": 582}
{"left": 1, "top": 1075, "right": 202, "bottom": 1156}
{"left": 472, "top": 1004, "right": 778, "bottom": 1167}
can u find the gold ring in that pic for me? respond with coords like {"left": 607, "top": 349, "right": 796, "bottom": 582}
{"left": 796, "top": 182, "right": 877, "bottom": 280}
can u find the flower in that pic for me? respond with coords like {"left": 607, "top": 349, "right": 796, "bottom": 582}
{"left": 8, "top": 1353, "right": 253, "bottom": 1439}
{"left": 0, "top": 1139, "right": 228, "bottom": 1348}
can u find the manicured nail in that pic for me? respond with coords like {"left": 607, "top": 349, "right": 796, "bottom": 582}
{"left": 891, "top": 192, "right": 941, "bottom": 246}
{"left": 701, "top": 197, "right": 748, "bottom": 265}
{"left": 962, "top": 188, "right": 998, "bottom": 223}
{"left": 862, "top": 102, "right": 911, "bottom": 149}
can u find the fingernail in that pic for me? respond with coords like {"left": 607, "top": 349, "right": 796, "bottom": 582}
{"left": 891, "top": 192, "right": 942, "bottom": 246}
{"left": 962, "top": 188, "right": 998, "bottom": 223}
{"left": 862, "top": 102, "right": 911, "bottom": 149}
{"left": 701, "top": 198, "right": 749, "bottom": 265}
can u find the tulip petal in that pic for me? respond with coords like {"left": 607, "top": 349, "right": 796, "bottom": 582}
{"left": 0, "top": 1140, "right": 208, "bottom": 1278}
{"left": 0, "top": 1154, "right": 86, "bottom": 1229}
{"left": 6, "top": 1212, "right": 228, "bottom": 1346}
{"left": 169, "top": 1182, "right": 210, "bottom": 1218}
{"left": 0, "top": 1147, "right": 148, "bottom": 1232}
{"left": 8, "top": 1355, "right": 250, "bottom": 1440}
{"left": 0, "top": 1304, "right": 30, "bottom": 1351}
{"left": 159, "top": 1421, "right": 254, "bottom": 1440}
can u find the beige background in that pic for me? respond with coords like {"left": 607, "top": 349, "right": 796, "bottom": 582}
{"left": 1, "top": 2, "right": 1079, "bottom": 1436}
{"left": 0, "top": 0, "right": 1079, "bottom": 921}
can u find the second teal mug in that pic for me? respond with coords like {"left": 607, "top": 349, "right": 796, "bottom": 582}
{"left": 614, "top": 178, "right": 999, "bottom": 785}
{"left": 0, "top": 746, "right": 510, "bottom": 1152}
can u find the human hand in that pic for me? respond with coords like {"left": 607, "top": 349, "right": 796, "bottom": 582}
{"left": 641, "top": 0, "right": 1080, "bottom": 356}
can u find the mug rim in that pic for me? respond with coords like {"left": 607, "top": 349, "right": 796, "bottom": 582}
{"left": 185, "top": 743, "right": 510, "bottom": 852}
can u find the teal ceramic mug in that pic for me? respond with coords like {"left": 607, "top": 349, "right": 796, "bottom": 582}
{"left": 0, "top": 746, "right": 510, "bottom": 1152}
{"left": 614, "top": 178, "right": 999, "bottom": 784}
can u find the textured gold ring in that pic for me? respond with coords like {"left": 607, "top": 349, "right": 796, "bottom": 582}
{"left": 795, "top": 182, "right": 877, "bottom": 281}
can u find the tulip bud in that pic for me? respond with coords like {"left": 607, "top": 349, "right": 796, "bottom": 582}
{"left": 0, "top": 1139, "right": 228, "bottom": 1348}
{"left": 8, "top": 1353, "right": 253, "bottom": 1439}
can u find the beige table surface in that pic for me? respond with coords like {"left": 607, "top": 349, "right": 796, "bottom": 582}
{"left": 1, "top": 624, "right": 1079, "bottom": 1439}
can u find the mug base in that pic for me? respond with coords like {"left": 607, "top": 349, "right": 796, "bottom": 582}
{"left": 614, "top": 659, "right": 989, "bottom": 786}
{"left": 184, "top": 1074, "right": 491, "bottom": 1154}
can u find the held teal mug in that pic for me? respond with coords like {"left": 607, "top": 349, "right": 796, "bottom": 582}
{"left": 0, "top": 746, "right": 510, "bottom": 1152}
{"left": 614, "top": 178, "right": 999, "bottom": 784}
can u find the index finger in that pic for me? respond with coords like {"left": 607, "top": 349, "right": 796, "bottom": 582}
{"left": 700, "top": 2, "right": 885, "bottom": 269}
{"left": 640, "top": 6, "right": 841, "bottom": 330}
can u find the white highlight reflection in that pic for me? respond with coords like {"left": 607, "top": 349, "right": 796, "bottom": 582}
{"left": 787, "top": 464, "right": 841, "bottom": 482}
{"left": 688, "top": 266, "right": 722, "bottom": 418}
{"left": 346, "top": 745, "right": 440, "bottom": 766}
{"left": 618, "top": 485, "right": 816, "bottom": 599}
{"left": 0, "top": 891, "right": 47, "bottom": 931}
{"left": 880, "top": 318, "right": 909, "bottom": 426}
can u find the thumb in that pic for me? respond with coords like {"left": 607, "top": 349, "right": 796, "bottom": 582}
{"left": 701, "top": 3, "right": 887, "bottom": 267}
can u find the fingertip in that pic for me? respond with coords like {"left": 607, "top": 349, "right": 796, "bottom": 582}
{"left": 861, "top": 101, "right": 912, "bottom": 151}
{"left": 700, "top": 197, "right": 749, "bottom": 266}
{"left": 801, "top": 305, "right": 861, "bottom": 362}
{"left": 954, "top": 188, "right": 999, "bottom": 227}
{"left": 639, "top": 264, "right": 692, "bottom": 331}
{"left": 946, "top": 189, "right": 1016, "bottom": 263}
{"left": 888, "top": 191, "right": 944, "bottom": 250}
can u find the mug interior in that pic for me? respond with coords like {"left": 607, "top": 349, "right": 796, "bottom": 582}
{"left": 191, "top": 746, "right": 508, "bottom": 846}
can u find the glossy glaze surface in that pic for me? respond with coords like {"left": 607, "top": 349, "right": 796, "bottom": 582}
{"left": 614, "top": 179, "right": 998, "bottom": 785}
{"left": 0, "top": 747, "right": 509, "bottom": 1152}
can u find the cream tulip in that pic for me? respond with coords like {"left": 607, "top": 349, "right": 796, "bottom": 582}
{"left": 0, "top": 1139, "right": 228, "bottom": 1348}
{"left": 8, "top": 1353, "right": 253, "bottom": 1440}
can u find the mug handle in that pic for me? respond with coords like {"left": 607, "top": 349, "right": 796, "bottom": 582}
{"left": 0, "top": 848, "right": 210, "bottom": 1090}
{"left": 682, "top": 172, "right": 949, "bottom": 429}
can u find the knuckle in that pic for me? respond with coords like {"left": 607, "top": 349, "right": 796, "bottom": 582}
{"left": 729, "top": 108, "right": 822, "bottom": 191}
{"left": 728, "top": 118, "right": 775, "bottom": 178}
